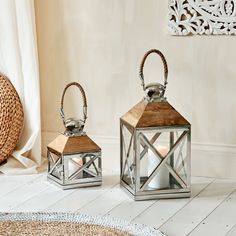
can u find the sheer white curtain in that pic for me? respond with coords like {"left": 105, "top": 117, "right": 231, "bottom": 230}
{"left": 0, "top": 0, "right": 44, "bottom": 174}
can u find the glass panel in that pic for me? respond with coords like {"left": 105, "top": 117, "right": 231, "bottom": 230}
{"left": 138, "top": 131, "right": 171, "bottom": 191}
{"left": 64, "top": 152, "right": 101, "bottom": 183}
{"left": 137, "top": 128, "right": 189, "bottom": 191}
{"left": 83, "top": 153, "right": 100, "bottom": 179}
{"left": 48, "top": 151, "right": 62, "bottom": 180}
{"left": 68, "top": 154, "right": 83, "bottom": 179}
{"left": 121, "top": 123, "right": 135, "bottom": 188}
{"left": 170, "top": 131, "right": 188, "bottom": 186}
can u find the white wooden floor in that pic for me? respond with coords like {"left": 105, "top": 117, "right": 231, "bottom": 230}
{"left": 0, "top": 170, "right": 236, "bottom": 236}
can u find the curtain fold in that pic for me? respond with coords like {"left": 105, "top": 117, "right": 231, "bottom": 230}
{"left": 0, "top": 0, "right": 45, "bottom": 174}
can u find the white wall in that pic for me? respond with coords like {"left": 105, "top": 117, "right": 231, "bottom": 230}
{"left": 35, "top": 0, "right": 236, "bottom": 178}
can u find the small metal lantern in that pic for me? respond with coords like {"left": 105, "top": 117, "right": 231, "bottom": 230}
{"left": 47, "top": 82, "right": 102, "bottom": 189}
{"left": 120, "top": 49, "right": 191, "bottom": 200}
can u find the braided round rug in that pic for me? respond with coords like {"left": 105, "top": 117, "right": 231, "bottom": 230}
{"left": 0, "top": 212, "right": 165, "bottom": 236}
{"left": 0, "top": 74, "right": 24, "bottom": 164}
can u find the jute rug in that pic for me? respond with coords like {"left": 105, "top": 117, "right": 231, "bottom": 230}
{"left": 0, "top": 212, "right": 165, "bottom": 236}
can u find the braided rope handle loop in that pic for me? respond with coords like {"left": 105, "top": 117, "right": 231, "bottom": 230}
{"left": 139, "top": 49, "right": 168, "bottom": 91}
{"left": 60, "top": 82, "right": 88, "bottom": 126}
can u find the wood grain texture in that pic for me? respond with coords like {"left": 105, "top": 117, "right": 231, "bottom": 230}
{"left": 121, "top": 100, "right": 190, "bottom": 129}
{"left": 47, "top": 134, "right": 101, "bottom": 154}
{"left": 121, "top": 100, "right": 147, "bottom": 128}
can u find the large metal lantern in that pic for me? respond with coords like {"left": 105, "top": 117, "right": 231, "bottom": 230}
{"left": 120, "top": 49, "right": 191, "bottom": 200}
{"left": 47, "top": 82, "right": 102, "bottom": 189}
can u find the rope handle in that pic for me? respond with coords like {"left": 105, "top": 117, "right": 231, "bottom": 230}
{"left": 139, "top": 49, "right": 168, "bottom": 91}
{"left": 60, "top": 82, "right": 87, "bottom": 125}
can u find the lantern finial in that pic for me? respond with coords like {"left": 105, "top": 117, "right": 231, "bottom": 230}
{"left": 60, "top": 82, "right": 88, "bottom": 137}
{"left": 139, "top": 49, "right": 168, "bottom": 102}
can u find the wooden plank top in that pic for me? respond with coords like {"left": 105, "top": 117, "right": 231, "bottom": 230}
{"left": 120, "top": 100, "right": 147, "bottom": 129}
{"left": 47, "top": 134, "right": 101, "bottom": 154}
{"left": 121, "top": 100, "right": 190, "bottom": 128}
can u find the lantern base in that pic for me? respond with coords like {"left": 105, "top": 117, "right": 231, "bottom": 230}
{"left": 120, "top": 182, "right": 191, "bottom": 201}
{"left": 47, "top": 176, "right": 102, "bottom": 190}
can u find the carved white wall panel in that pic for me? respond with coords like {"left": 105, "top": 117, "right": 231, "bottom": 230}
{"left": 168, "top": 0, "right": 236, "bottom": 35}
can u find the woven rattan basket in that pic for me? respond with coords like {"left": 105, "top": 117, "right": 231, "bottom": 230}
{"left": 0, "top": 74, "right": 24, "bottom": 164}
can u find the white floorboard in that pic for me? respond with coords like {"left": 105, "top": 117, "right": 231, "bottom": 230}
{"left": 0, "top": 174, "right": 41, "bottom": 198}
{"left": 226, "top": 224, "right": 236, "bottom": 236}
{"left": 78, "top": 185, "right": 128, "bottom": 216}
{"left": 11, "top": 185, "right": 75, "bottom": 212}
{"left": 159, "top": 179, "right": 236, "bottom": 236}
{"left": 107, "top": 198, "right": 156, "bottom": 221}
{"left": 133, "top": 177, "right": 214, "bottom": 228}
{"left": 189, "top": 189, "right": 236, "bottom": 236}
{"left": 0, "top": 175, "right": 46, "bottom": 211}
{"left": 47, "top": 171, "right": 119, "bottom": 213}
{"left": 0, "top": 172, "right": 236, "bottom": 236}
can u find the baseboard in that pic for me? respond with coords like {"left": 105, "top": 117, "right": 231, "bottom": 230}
{"left": 42, "top": 131, "right": 236, "bottom": 179}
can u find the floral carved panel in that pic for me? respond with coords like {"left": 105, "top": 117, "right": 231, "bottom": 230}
{"left": 168, "top": 0, "right": 236, "bottom": 35}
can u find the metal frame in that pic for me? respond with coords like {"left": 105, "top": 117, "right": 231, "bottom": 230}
{"left": 120, "top": 123, "right": 191, "bottom": 201}
{"left": 47, "top": 151, "right": 102, "bottom": 190}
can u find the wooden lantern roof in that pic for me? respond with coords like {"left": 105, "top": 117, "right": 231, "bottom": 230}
{"left": 47, "top": 134, "right": 101, "bottom": 155}
{"left": 121, "top": 100, "right": 190, "bottom": 130}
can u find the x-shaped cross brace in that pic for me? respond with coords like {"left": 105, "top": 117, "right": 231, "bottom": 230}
{"left": 48, "top": 152, "right": 63, "bottom": 178}
{"left": 175, "top": 132, "right": 187, "bottom": 177}
{"left": 139, "top": 131, "right": 188, "bottom": 191}
{"left": 69, "top": 154, "right": 99, "bottom": 180}
{"left": 121, "top": 130, "right": 161, "bottom": 176}
{"left": 121, "top": 130, "right": 135, "bottom": 187}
